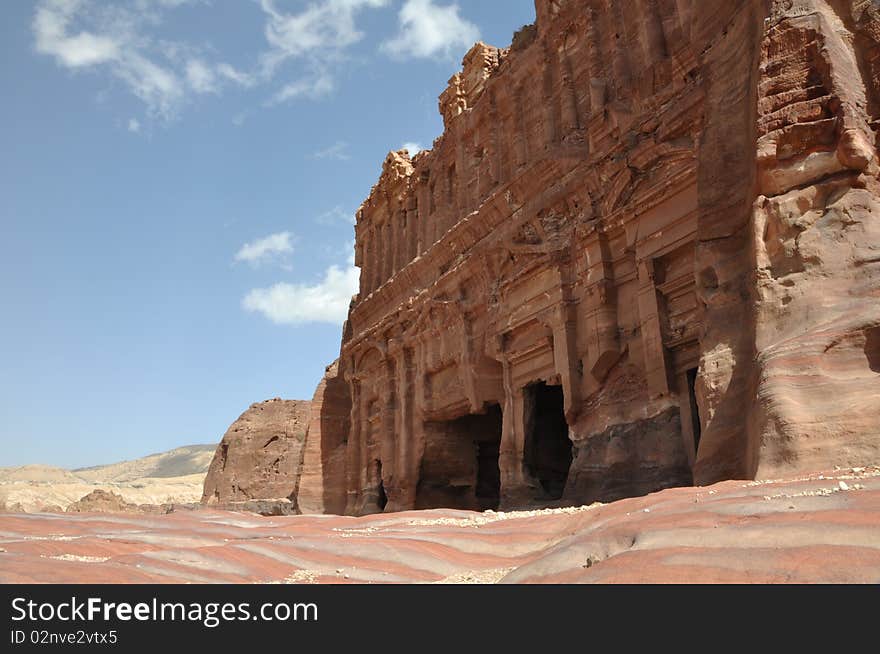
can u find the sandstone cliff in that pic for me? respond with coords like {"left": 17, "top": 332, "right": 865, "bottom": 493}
{"left": 297, "top": 361, "right": 350, "bottom": 515}
{"left": 297, "top": 0, "right": 880, "bottom": 516}
{"left": 202, "top": 399, "right": 311, "bottom": 505}
{"left": 207, "top": 0, "right": 880, "bottom": 517}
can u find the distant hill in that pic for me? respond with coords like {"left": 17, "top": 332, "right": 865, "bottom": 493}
{"left": 0, "top": 444, "right": 217, "bottom": 513}
{"left": 73, "top": 445, "right": 216, "bottom": 483}
{"left": 0, "top": 465, "right": 82, "bottom": 484}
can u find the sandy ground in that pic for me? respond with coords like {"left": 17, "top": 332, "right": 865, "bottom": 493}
{"left": 1, "top": 465, "right": 878, "bottom": 584}
{"left": 0, "top": 445, "right": 213, "bottom": 512}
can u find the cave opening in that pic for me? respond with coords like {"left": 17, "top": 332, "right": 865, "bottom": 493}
{"left": 524, "top": 382, "right": 572, "bottom": 501}
{"left": 866, "top": 326, "right": 880, "bottom": 373}
{"left": 375, "top": 460, "right": 387, "bottom": 512}
{"left": 686, "top": 367, "right": 702, "bottom": 454}
{"left": 417, "top": 404, "right": 503, "bottom": 511}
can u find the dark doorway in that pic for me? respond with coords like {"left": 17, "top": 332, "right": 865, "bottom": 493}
{"left": 417, "top": 404, "right": 503, "bottom": 511}
{"left": 375, "top": 460, "right": 388, "bottom": 512}
{"left": 474, "top": 404, "right": 502, "bottom": 510}
{"left": 524, "top": 383, "right": 571, "bottom": 500}
{"left": 686, "top": 368, "right": 702, "bottom": 455}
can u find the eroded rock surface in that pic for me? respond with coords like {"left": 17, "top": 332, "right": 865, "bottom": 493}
{"left": 293, "top": 0, "right": 880, "bottom": 516}
{"left": 202, "top": 399, "right": 311, "bottom": 506}
{"left": 297, "top": 361, "right": 350, "bottom": 515}
{"left": 208, "top": 1, "right": 880, "bottom": 516}
{"left": 3, "top": 467, "right": 878, "bottom": 584}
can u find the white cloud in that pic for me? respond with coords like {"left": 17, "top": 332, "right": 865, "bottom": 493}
{"left": 401, "top": 141, "right": 423, "bottom": 155}
{"left": 234, "top": 231, "right": 294, "bottom": 267}
{"left": 312, "top": 141, "right": 351, "bottom": 161}
{"left": 32, "top": 0, "right": 259, "bottom": 120}
{"left": 32, "top": 0, "right": 189, "bottom": 118}
{"left": 259, "top": 0, "right": 389, "bottom": 71}
{"left": 117, "top": 51, "right": 184, "bottom": 116}
{"left": 382, "top": 0, "right": 479, "bottom": 59}
{"left": 32, "top": 0, "right": 401, "bottom": 122}
{"left": 128, "top": 117, "right": 141, "bottom": 132}
{"left": 185, "top": 58, "right": 216, "bottom": 93}
{"left": 216, "top": 62, "right": 256, "bottom": 88}
{"left": 33, "top": 1, "right": 121, "bottom": 68}
{"left": 32, "top": 0, "right": 396, "bottom": 123}
{"left": 258, "top": 0, "right": 389, "bottom": 105}
{"left": 269, "top": 72, "right": 335, "bottom": 104}
{"left": 242, "top": 260, "right": 360, "bottom": 326}
{"left": 316, "top": 206, "right": 355, "bottom": 225}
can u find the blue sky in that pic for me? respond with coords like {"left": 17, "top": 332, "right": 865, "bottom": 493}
{"left": 0, "top": 0, "right": 537, "bottom": 468}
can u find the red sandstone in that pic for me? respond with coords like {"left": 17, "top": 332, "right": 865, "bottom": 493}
{"left": 4, "top": 467, "right": 879, "bottom": 583}
{"left": 206, "top": 0, "right": 880, "bottom": 519}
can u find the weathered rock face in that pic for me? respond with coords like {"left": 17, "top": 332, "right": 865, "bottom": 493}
{"left": 297, "top": 362, "right": 350, "bottom": 515}
{"left": 747, "top": 1, "right": 880, "bottom": 479}
{"left": 299, "top": 0, "right": 880, "bottom": 516}
{"left": 202, "top": 399, "right": 311, "bottom": 505}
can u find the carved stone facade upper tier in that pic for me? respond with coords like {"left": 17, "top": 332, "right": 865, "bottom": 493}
{"left": 301, "top": 0, "right": 880, "bottom": 517}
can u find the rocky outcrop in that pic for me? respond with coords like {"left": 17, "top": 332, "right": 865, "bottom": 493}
{"left": 66, "top": 490, "right": 137, "bottom": 513}
{"left": 201, "top": 399, "right": 311, "bottom": 506}
{"left": 293, "top": 0, "right": 880, "bottom": 516}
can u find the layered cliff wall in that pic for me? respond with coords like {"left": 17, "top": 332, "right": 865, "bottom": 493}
{"left": 748, "top": 0, "right": 880, "bottom": 478}
{"left": 213, "top": 0, "right": 880, "bottom": 516}
{"left": 297, "top": 0, "right": 880, "bottom": 516}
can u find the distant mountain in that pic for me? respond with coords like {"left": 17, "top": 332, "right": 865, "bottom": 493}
{"left": 0, "top": 465, "right": 82, "bottom": 484}
{"left": 0, "top": 445, "right": 217, "bottom": 513}
{"left": 72, "top": 445, "right": 217, "bottom": 483}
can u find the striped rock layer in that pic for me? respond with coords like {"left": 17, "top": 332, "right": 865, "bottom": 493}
{"left": 3, "top": 467, "right": 879, "bottom": 583}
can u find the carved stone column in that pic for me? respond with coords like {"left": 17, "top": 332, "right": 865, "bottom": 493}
{"left": 344, "top": 370, "right": 362, "bottom": 515}
{"left": 387, "top": 344, "right": 417, "bottom": 511}
{"left": 405, "top": 197, "right": 418, "bottom": 263}
{"left": 637, "top": 258, "right": 670, "bottom": 397}
{"left": 552, "top": 301, "right": 581, "bottom": 421}
{"left": 498, "top": 353, "right": 532, "bottom": 509}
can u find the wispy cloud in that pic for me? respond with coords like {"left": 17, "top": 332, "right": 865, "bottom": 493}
{"left": 31, "top": 0, "right": 286, "bottom": 121}
{"left": 33, "top": 2, "right": 120, "bottom": 68}
{"left": 234, "top": 231, "right": 294, "bottom": 268}
{"left": 242, "top": 254, "right": 360, "bottom": 326}
{"left": 33, "top": 0, "right": 185, "bottom": 118}
{"left": 32, "top": 0, "right": 472, "bottom": 123}
{"left": 128, "top": 117, "right": 141, "bottom": 132}
{"left": 216, "top": 62, "right": 256, "bottom": 88}
{"left": 316, "top": 206, "right": 355, "bottom": 225}
{"left": 258, "top": 0, "right": 390, "bottom": 106}
{"left": 401, "top": 141, "right": 423, "bottom": 155}
{"left": 268, "top": 73, "right": 334, "bottom": 105}
{"left": 382, "top": 0, "right": 479, "bottom": 59}
{"left": 259, "top": 0, "right": 389, "bottom": 72}
{"left": 312, "top": 141, "right": 351, "bottom": 161}
{"left": 185, "top": 58, "right": 217, "bottom": 93}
